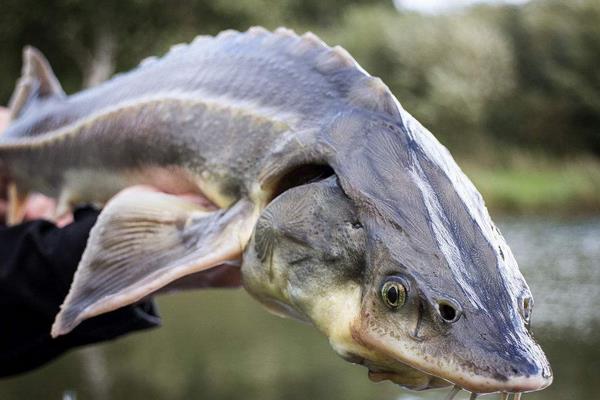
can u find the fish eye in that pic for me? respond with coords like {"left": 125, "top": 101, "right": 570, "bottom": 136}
{"left": 381, "top": 279, "right": 407, "bottom": 309}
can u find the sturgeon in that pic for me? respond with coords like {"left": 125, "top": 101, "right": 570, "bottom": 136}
{"left": 0, "top": 27, "right": 551, "bottom": 398}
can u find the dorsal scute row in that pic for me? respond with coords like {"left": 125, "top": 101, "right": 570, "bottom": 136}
{"left": 136, "top": 27, "right": 401, "bottom": 120}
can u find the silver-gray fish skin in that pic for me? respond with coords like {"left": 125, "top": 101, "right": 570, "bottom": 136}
{"left": 0, "top": 27, "right": 552, "bottom": 397}
{"left": 1, "top": 28, "right": 362, "bottom": 207}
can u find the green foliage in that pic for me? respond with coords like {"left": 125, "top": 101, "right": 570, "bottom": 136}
{"left": 464, "top": 157, "right": 600, "bottom": 214}
{"left": 324, "top": 4, "right": 517, "bottom": 153}
{"left": 322, "top": 0, "right": 600, "bottom": 158}
{"left": 489, "top": 0, "right": 600, "bottom": 155}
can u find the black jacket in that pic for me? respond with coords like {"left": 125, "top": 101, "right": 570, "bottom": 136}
{"left": 0, "top": 207, "right": 160, "bottom": 377}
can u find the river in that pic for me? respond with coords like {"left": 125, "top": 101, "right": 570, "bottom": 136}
{"left": 1, "top": 217, "right": 598, "bottom": 400}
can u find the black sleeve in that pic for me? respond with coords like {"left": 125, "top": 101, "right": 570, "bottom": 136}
{"left": 0, "top": 207, "right": 161, "bottom": 378}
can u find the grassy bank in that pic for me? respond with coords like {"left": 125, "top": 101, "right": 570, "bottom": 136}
{"left": 462, "top": 157, "right": 600, "bottom": 215}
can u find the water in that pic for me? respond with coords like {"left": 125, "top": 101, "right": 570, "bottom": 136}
{"left": 1, "top": 217, "right": 599, "bottom": 400}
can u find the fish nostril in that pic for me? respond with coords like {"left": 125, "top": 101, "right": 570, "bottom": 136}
{"left": 439, "top": 304, "right": 456, "bottom": 321}
{"left": 436, "top": 299, "right": 461, "bottom": 323}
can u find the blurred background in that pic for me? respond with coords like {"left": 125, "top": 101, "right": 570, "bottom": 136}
{"left": 0, "top": 0, "right": 598, "bottom": 399}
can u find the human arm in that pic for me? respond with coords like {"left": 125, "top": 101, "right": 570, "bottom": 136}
{"left": 0, "top": 107, "right": 159, "bottom": 377}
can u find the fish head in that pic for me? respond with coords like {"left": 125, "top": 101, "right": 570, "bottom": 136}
{"left": 319, "top": 109, "right": 553, "bottom": 394}
{"left": 352, "top": 224, "right": 552, "bottom": 394}
{"left": 246, "top": 105, "right": 551, "bottom": 395}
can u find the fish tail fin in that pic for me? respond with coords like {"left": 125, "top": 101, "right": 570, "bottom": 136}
{"left": 1, "top": 47, "right": 64, "bottom": 223}
{"left": 8, "top": 46, "right": 65, "bottom": 121}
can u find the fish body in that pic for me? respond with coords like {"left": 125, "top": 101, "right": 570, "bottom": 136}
{"left": 0, "top": 27, "right": 551, "bottom": 397}
{"left": 1, "top": 28, "right": 358, "bottom": 209}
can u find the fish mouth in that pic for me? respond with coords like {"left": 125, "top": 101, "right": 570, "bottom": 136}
{"left": 367, "top": 369, "right": 450, "bottom": 391}
{"left": 366, "top": 359, "right": 552, "bottom": 395}
{"left": 447, "top": 373, "right": 552, "bottom": 394}
{"left": 368, "top": 368, "right": 551, "bottom": 398}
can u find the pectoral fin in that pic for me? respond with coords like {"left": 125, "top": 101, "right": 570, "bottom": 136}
{"left": 51, "top": 186, "right": 257, "bottom": 337}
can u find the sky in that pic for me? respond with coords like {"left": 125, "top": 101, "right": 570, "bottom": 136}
{"left": 394, "top": 0, "right": 530, "bottom": 14}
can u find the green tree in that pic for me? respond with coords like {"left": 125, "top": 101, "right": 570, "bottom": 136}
{"left": 489, "top": 0, "right": 600, "bottom": 155}
{"left": 326, "top": 4, "right": 515, "bottom": 154}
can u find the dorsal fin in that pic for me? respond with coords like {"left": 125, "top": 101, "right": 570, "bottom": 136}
{"left": 8, "top": 46, "right": 65, "bottom": 120}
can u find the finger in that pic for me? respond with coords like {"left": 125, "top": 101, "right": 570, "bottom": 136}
{"left": 23, "top": 193, "right": 58, "bottom": 221}
{"left": 55, "top": 213, "right": 74, "bottom": 228}
{"left": 176, "top": 193, "right": 219, "bottom": 210}
{"left": 119, "top": 186, "right": 218, "bottom": 211}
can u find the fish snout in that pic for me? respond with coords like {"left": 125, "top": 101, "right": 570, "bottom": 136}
{"left": 440, "top": 361, "right": 552, "bottom": 395}
{"left": 499, "top": 352, "right": 553, "bottom": 393}
{"left": 454, "top": 334, "right": 553, "bottom": 394}
{"left": 414, "top": 295, "right": 553, "bottom": 394}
